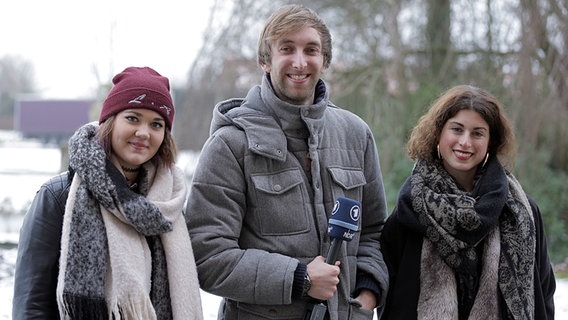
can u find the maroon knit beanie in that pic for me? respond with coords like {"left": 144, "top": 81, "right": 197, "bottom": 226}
{"left": 99, "top": 66, "right": 175, "bottom": 129}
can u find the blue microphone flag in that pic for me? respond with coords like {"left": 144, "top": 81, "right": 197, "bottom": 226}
{"left": 328, "top": 197, "right": 360, "bottom": 241}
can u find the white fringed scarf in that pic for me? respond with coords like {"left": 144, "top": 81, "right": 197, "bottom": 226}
{"left": 56, "top": 122, "right": 203, "bottom": 319}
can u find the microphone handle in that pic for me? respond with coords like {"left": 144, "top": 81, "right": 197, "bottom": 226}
{"left": 325, "top": 239, "right": 342, "bottom": 264}
{"left": 304, "top": 238, "right": 342, "bottom": 319}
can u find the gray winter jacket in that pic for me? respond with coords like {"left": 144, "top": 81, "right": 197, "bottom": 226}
{"left": 186, "top": 75, "right": 388, "bottom": 319}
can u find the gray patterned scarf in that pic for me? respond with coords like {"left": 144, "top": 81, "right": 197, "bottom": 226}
{"left": 398, "top": 156, "right": 535, "bottom": 319}
{"left": 56, "top": 123, "right": 203, "bottom": 319}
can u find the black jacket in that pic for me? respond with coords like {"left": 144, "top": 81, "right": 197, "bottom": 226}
{"left": 12, "top": 171, "right": 72, "bottom": 320}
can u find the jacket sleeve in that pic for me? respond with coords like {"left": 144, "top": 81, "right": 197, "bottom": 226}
{"left": 12, "top": 173, "right": 70, "bottom": 320}
{"left": 356, "top": 130, "right": 389, "bottom": 307}
{"left": 529, "top": 197, "right": 556, "bottom": 320}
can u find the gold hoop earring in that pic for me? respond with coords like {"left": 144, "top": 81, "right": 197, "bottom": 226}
{"left": 437, "top": 144, "right": 442, "bottom": 160}
{"left": 482, "top": 153, "right": 489, "bottom": 168}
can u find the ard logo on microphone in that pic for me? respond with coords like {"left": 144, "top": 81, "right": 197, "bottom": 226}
{"left": 331, "top": 199, "right": 361, "bottom": 222}
{"left": 349, "top": 204, "right": 360, "bottom": 221}
{"left": 329, "top": 197, "right": 361, "bottom": 241}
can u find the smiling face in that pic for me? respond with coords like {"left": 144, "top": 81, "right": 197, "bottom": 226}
{"left": 261, "top": 27, "right": 327, "bottom": 105}
{"left": 438, "top": 109, "right": 490, "bottom": 190}
{"left": 110, "top": 108, "right": 165, "bottom": 169}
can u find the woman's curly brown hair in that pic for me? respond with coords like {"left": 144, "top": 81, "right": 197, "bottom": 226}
{"left": 407, "top": 85, "right": 516, "bottom": 168}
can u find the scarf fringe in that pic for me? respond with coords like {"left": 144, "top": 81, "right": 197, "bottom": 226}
{"left": 109, "top": 295, "right": 157, "bottom": 320}
{"left": 59, "top": 293, "right": 108, "bottom": 320}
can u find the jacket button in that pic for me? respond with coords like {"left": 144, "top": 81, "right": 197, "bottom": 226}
{"left": 273, "top": 184, "right": 282, "bottom": 192}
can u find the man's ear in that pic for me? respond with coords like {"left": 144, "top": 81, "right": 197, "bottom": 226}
{"left": 261, "top": 63, "right": 271, "bottom": 73}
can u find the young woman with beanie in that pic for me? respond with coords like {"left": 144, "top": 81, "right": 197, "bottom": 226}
{"left": 380, "top": 85, "right": 555, "bottom": 319}
{"left": 12, "top": 66, "right": 203, "bottom": 320}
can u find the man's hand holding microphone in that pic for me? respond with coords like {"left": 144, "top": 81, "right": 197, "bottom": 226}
{"left": 305, "top": 256, "right": 340, "bottom": 301}
{"left": 304, "top": 197, "right": 361, "bottom": 319}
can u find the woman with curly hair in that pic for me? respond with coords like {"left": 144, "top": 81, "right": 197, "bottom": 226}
{"left": 380, "top": 85, "right": 555, "bottom": 319}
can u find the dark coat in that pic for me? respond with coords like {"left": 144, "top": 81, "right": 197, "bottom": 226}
{"left": 12, "top": 171, "right": 71, "bottom": 320}
{"left": 380, "top": 195, "right": 556, "bottom": 319}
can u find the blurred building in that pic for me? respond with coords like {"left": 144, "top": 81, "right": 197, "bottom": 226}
{"left": 14, "top": 98, "right": 94, "bottom": 145}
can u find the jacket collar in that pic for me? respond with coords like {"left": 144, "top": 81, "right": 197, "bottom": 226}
{"left": 211, "top": 74, "right": 330, "bottom": 162}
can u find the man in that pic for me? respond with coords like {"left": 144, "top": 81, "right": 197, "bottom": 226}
{"left": 186, "top": 4, "right": 388, "bottom": 319}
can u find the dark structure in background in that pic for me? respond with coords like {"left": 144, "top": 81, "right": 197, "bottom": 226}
{"left": 14, "top": 99, "right": 94, "bottom": 145}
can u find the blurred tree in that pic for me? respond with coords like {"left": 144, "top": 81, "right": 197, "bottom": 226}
{"left": 174, "top": 0, "right": 266, "bottom": 150}
{"left": 426, "top": 0, "right": 452, "bottom": 80}
{"left": 175, "top": 0, "right": 568, "bottom": 262}
{"left": 0, "top": 55, "right": 36, "bottom": 129}
{"left": 0, "top": 198, "right": 14, "bottom": 217}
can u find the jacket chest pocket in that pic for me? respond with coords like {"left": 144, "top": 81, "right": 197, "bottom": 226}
{"left": 250, "top": 168, "right": 310, "bottom": 235}
{"left": 327, "top": 167, "right": 366, "bottom": 201}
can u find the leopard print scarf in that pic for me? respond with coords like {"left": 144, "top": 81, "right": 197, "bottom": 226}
{"left": 400, "top": 157, "right": 535, "bottom": 319}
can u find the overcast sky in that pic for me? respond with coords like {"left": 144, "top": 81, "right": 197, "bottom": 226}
{"left": 0, "top": 0, "right": 213, "bottom": 99}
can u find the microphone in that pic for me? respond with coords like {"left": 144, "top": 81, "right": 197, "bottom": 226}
{"left": 304, "top": 197, "right": 361, "bottom": 320}
{"left": 326, "top": 197, "right": 360, "bottom": 264}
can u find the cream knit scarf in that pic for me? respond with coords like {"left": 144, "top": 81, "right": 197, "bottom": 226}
{"left": 56, "top": 122, "right": 203, "bottom": 319}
